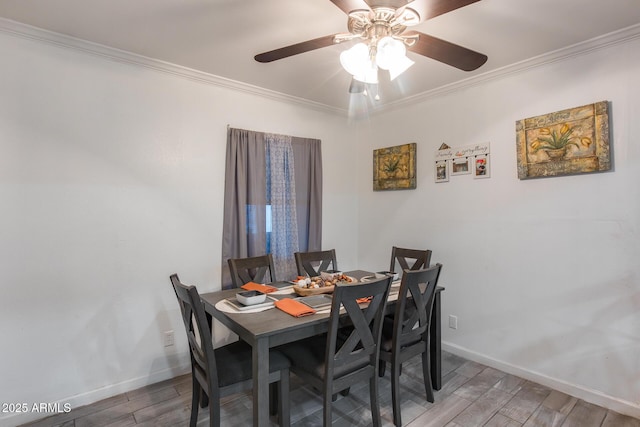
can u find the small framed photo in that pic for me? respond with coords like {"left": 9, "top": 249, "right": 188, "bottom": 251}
{"left": 450, "top": 157, "right": 471, "bottom": 176}
{"left": 474, "top": 154, "right": 490, "bottom": 179}
{"left": 435, "top": 160, "right": 449, "bottom": 183}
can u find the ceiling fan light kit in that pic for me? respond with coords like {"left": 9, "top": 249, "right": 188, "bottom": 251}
{"left": 337, "top": 6, "right": 421, "bottom": 90}
{"left": 254, "top": 0, "right": 488, "bottom": 98}
{"left": 339, "top": 36, "right": 415, "bottom": 97}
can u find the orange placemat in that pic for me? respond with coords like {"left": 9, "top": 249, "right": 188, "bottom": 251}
{"left": 241, "top": 282, "right": 278, "bottom": 293}
{"left": 275, "top": 298, "right": 317, "bottom": 317}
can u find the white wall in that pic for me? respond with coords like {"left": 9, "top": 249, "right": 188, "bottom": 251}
{"left": 355, "top": 36, "right": 640, "bottom": 416}
{"left": 0, "top": 29, "right": 358, "bottom": 426}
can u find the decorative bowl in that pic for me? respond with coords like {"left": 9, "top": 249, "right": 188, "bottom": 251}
{"left": 293, "top": 284, "right": 335, "bottom": 296}
{"left": 236, "top": 290, "right": 267, "bottom": 306}
{"left": 292, "top": 275, "right": 356, "bottom": 296}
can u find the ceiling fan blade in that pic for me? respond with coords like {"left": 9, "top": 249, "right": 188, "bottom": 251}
{"left": 255, "top": 35, "right": 339, "bottom": 63}
{"left": 407, "top": 0, "right": 481, "bottom": 21}
{"left": 329, "top": 0, "right": 371, "bottom": 14}
{"left": 406, "top": 31, "right": 487, "bottom": 71}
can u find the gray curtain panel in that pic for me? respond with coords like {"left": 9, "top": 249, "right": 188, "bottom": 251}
{"left": 221, "top": 127, "right": 322, "bottom": 289}
{"left": 291, "top": 136, "right": 322, "bottom": 253}
{"left": 221, "top": 128, "right": 267, "bottom": 288}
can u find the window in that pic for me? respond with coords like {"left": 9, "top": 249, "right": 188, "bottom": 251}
{"left": 221, "top": 128, "right": 322, "bottom": 289}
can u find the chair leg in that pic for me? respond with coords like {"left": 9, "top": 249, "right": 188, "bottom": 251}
{"left": 270, "top": 382, "right": 278, "bottom": 416}
{"left": 421, "top": 350, "right": 435, "bottom": 403}
{"left": 391, "top": 362, "right": 402, "bottom": 427}
{"left": 190, "top": 376, "right": 200, "bottom": 427}
{"left": 277, "top": 370, "right": 290, "bottom": 427}
{"left": 378, "top": 359, "right": 386, "bottom": 377}
{"left": 324, "top": 387, "right": 334, "bottom": 426}
{"left": 208, "top": 395, "right": 221, "bottom": 427}
{"left": 369, "top": 375, "right": 382, "bottom": 427}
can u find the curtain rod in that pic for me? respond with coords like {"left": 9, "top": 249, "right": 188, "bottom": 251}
{"left": 226, "top": 125, "right": 319, "bottom": 142}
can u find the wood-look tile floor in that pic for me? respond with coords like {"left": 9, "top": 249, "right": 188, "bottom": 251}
{"left": 20, "top": 351, "right": 640, "bottom": 427}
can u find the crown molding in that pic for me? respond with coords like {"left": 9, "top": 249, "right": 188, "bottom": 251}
{"left": 1, "top": 17, "right": 639, "bottom": 118}
{"left": 375, "top": 22, "right": 640, "bottom": 115}
{"left": 0, "top": 17, "right": 346, "bottom": 116}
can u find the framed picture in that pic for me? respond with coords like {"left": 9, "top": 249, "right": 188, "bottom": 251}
{"left": 373, "top": 143, "right": 417, "bottom": 191}
{"left": 516, "top": 101, "right": 611, "bottom": 179}
{"left": 450, "top": 157, "right": 471, "bottom": 176}
{"left": 435, "top": 160, "right": 449, "bottom": 183}
{"left": 474, "top": 154, "right": 490, "bottom": 179}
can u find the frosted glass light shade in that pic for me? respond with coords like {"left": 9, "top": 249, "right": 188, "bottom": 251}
{"left": 376, "top": 36, "right": 406, "bottom": 70}
{"left": 340, "top": 43, "right": 369, "bottom": 76}
{"left": 340, "top": 43, "right": 378, "bottom": 84}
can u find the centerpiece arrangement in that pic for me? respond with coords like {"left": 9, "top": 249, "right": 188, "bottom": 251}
{"left": 292, "top": 271, "right": 356, "bottom": 296}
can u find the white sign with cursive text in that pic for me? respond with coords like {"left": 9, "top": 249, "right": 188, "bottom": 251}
{"left": 435, "top": 142, "right": 491, "bottom": 181}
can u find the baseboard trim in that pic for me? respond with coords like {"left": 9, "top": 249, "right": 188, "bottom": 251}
{"left": 443, "top": 341, "right": 640, "bottom": 419}
{"left": 1, "top": 363, "right": 191, "bottom": 427}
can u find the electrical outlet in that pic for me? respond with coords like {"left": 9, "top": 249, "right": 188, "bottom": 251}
{"left": 164, "top": 330, "right": 174, "bottom": 347}
{"left": 448, "top": 315, "right": 458, "bottom": 330}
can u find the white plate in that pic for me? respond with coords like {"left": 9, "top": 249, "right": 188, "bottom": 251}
{"left": 225, "top": 296, "right": 276, "bottom": 311}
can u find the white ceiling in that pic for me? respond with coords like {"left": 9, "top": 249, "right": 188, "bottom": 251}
{"left": 1, "top": 0, "right": 640, "bottom": 112}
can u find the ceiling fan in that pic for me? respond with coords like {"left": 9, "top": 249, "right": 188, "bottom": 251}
{"left": 255, "top": 0, "right": 488, "bottom": 91}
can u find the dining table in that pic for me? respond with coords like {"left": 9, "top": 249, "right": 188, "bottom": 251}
{"left": 200, "top": 270, "right": 445, "bottom": 427}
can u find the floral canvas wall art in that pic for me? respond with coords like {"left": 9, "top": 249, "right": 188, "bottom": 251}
{"left": 373, "top": 143, "right": 416, "bottom": 190}
{"left": 516, "top": 101, "right": 611, "bottom": 179}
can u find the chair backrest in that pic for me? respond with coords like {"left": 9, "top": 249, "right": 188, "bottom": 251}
{"left": 294, "top": 249, "right": 338, "bottom": 277}
{"left": 170, "top": 274, "right": 219, "bottom": 393}
{"left": 325, "top": 276, "right": 392, "bottom": 385}
{"left": 228, "top": 253, "right": 276, "bottom": 287}
{"left": 391, "top": 264, "right": 442, "bottom": 351}
{"left": 389, "top": 246, "right": 432, "bottom": 274}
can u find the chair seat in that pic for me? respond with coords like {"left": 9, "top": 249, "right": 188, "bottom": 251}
{"left": 216, "top": 340, "right": 291, "bottom": 387}
{"left": 279, "top": 335, "right": 368, "bottom": 380}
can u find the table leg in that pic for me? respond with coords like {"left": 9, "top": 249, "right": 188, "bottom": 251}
{"left": 253, "top": 337, "right": 270, "bottom": 427}
{"left": 430, "top": 290, "right": 442, "bottom": 390}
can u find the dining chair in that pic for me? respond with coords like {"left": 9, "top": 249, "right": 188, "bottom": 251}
{"left": 389, "top": 246, "right": 432, "bottom": 278}
{"left": 385, "top": 246, "right": 433, "bottom": 345}
{"left": 294, "top": 249, "right": 338, "bottom": 277}
{"left": 228, "top": 253, "right": 277, "bottom": 288}
{"left": 279, "top": 276, "right": 392, "bottom": 427}
{"left": 379, "top": 264, "right": 443, "bottom": 427}
{"left": 170, "top": 274, "right": 291, "bottom": 427}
